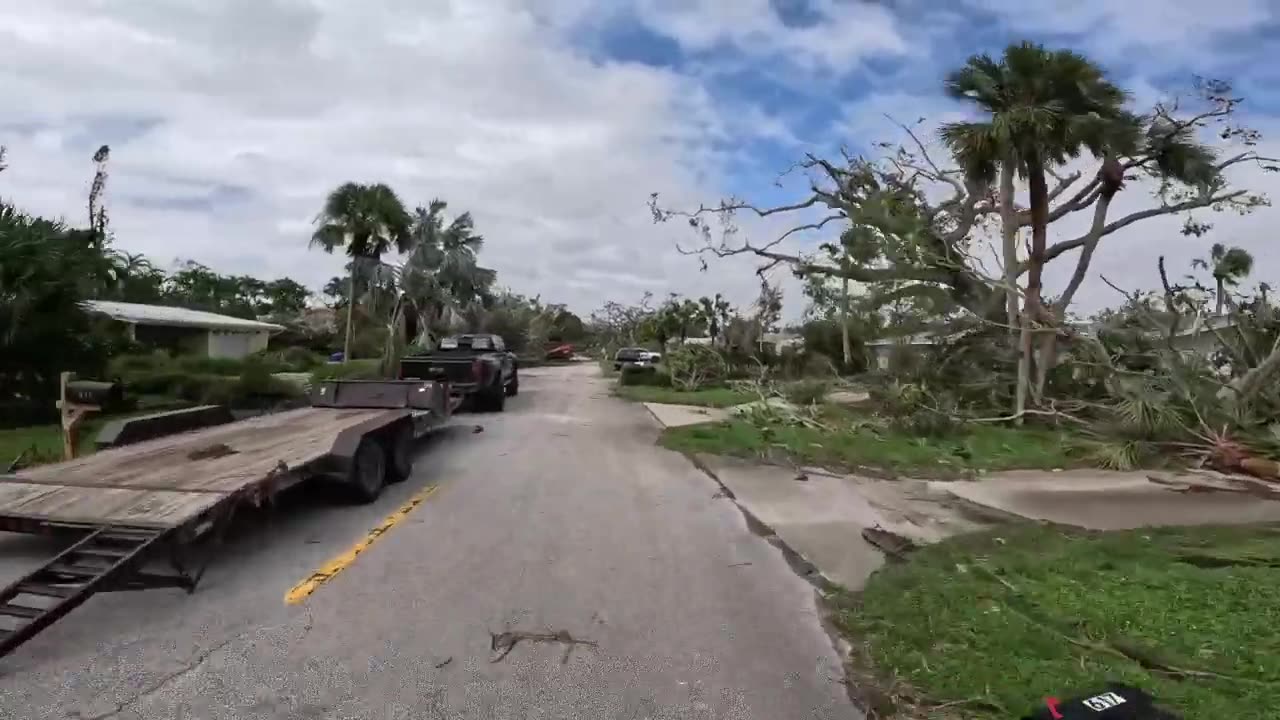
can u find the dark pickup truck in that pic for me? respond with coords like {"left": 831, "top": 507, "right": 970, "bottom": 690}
{"left": 399, "top": 333, "right": 518, "bottom": 412}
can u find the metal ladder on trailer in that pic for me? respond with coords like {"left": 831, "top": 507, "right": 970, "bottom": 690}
{"left": 0, "top": 526, "right": 196, "bottom": 658}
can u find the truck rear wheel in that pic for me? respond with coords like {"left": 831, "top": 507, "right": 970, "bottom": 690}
{"left": 386, "top": 423, "right": 414, "bottom": 483}
{"left": 348, "top": 437, "right": 386, "bottom": 503}
{"left": 505, "top": 372, "right": 519, "bottom": 397}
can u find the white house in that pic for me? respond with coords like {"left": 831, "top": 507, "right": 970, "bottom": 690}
{"left": 1165, "top": 314, "right": 1240, "bottom": 356}
{"left": 866, "top": 333, "right": 939, "bottom": 370}
{"left": 84, "top": 300, "right": 284, "bottom": 360}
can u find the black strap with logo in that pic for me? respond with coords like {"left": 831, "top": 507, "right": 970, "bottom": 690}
{"left": 1021, "top": 683, "right": 1182, "bottom": 720}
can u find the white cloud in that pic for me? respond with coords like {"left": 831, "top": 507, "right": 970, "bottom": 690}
{"left": 834, "top": 92, "right": 972, "bottom": 151}
{"left": 0, "top": 0, "right": 782, "bottom": 316}
{"left": 631, "top": 0, "right": 909, "bottom": 74}
{"left": 964, "top": 0, "right": 1276, "bottom": 67}
{"left": 3, "top": 0, "right": 1277, "bottom": 327}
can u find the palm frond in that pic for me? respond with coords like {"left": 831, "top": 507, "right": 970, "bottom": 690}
{"left": 1144, "top": 119, "right": 1219, "bottom": 186}
{"left": 310, "top": 223, "right": 347, "bottom": 253}
{"left": 946, "top": 41, "right": 1133, "bottom": 178}
{"left": 1075, "top": 438, "right": 1151, "bottom": 471}
{"left": 943, "top": 54, "right": 1005, "bottom": 108}
{"left": 939, "top": 121, "right": 1001, "bottom": 183}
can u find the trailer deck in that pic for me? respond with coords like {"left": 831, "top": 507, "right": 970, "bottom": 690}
{"left": 0, "top": 407, "right": 391, "bottom": 531}
{"left": 0, "top": 380, "right": 456, "bottom": 659}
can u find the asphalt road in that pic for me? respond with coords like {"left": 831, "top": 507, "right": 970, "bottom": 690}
{"left": 0, "top": 365, "right": 859, "bottom": 719}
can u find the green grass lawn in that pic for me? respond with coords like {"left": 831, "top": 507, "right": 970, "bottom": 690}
{"left": 0, "top": 401, "right": 192, "bottom": 469}
{"left": 615, "top": 385, "right": 758, "bottom": 408}
{"left": 836, "top": 524, "right": 1280, "bottom": 719}
{"left": 659, "top": 409, "right": 1077, "bottom": 475}
{"left": 2, "top": 418, "right": 110, "bottom": 467}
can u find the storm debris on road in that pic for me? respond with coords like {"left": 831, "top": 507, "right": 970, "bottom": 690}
{"left": 488, "top": 629, "right": 598, "bottom": 665}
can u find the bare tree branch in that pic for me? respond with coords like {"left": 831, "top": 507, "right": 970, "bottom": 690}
{"left": 1043, "top": 190, "right": 1249, "bottom": 264}
{"left": 1052, "top": 192, "right": 1114, "bottom": 314}
{"left": 885, "top": 115, "right": 950, "bottom": 177}
{"left": 1045, "top": 170, "right": 1082, "bottom": 204}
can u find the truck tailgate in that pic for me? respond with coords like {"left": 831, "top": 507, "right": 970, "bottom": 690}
{"left": 400, "top": 357, "right": 476, "bottom": 384}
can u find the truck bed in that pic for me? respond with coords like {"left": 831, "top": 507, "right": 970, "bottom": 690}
{"left": 0, "top": 407, "right": 391, "bottom": 529}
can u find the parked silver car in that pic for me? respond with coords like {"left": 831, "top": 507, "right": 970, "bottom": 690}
{"left": 613, "top": 347, "right": 660, "bottom": 371}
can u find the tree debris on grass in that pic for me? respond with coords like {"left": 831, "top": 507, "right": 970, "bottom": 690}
{"left": 861, "top": 527, "right": 918, "bottom": 562}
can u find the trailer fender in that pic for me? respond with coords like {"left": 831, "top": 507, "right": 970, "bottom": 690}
{"left": 321, "top": 410, "right": 412, "bottom": 480}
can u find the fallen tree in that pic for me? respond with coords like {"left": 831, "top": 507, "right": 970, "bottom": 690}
{"left": 652, "top": 61, "right": 1276, "bottom": 414}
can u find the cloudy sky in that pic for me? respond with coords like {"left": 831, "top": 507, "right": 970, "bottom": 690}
{"left": 2, "top": 0, "right": 1278, "bottom": 318}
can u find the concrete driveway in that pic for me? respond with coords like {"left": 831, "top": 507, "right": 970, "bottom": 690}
{"left": 0, "top": 364, "right": 858, "bottom": 719}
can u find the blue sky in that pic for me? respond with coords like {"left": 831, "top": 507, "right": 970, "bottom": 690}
{"left": 1, "top": 0, "right": 1277, "bottom": 316}
{"left": 581, "top": 0, "right": 1280, "bottom": 201}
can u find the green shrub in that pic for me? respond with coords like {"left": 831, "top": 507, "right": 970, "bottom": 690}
{"left": 238, "top": 360, "right": 277, "bottom": 395}
{"left": 784, "top": 379, "right": 829, "bottom": 406}
{"left": 310, "top": 359, "right": 384, "bottom": 383}
{"left": 107, "top": 350, "right": 172, "bottom": 376}
{"left": 110, "top": 351, "right": 247, "bottom": 381}
{"left": 189, "top": 375, "right": 241, "bottom": 405}
{"left": 251, "top": 346, "right": 325, "bottom": 373}
{"left": 798, "top": 319, "right": 866, "bottom": 374}
{"left": 888, "top": 408, "right": 959, "bottom": 437}
{"left": 665, "top": 345, "right": 729, "bottom": 391}
{"left": 619, "top": 365, "right": 671, "bottom": 387}
{"left": 180, "top": 356, "right": 245, "bottom": 375}
{"left": 121, "top": 370, "right": 189, "bottom": 395}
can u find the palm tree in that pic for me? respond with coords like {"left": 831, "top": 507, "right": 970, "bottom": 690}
{"left": 311, "top": 182, "right": 411, "bottom": 361}
{"left": 402, "top": 200, "right": 490, "bottom": 337}
{"left": 698, "top": 294, "right": 731, "bottom": 345}
{"left": 108, "top": 251, "right": 165, "bottom": 303}
{"left": 941, "top": 42, "right": 1140, "bottom": 414}
{"left": 941, "top": 42, "right": 1139, "bottom": 320}
{"left": 1194, "top": 243, "right": 1254, "bottom": 315}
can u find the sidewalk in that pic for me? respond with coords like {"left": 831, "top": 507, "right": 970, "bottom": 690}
{"left": 693, "top": 454, "right": 999, "bottom": 590}
{"left": 692, "top": 454, "right": 1280, "bottom": 591}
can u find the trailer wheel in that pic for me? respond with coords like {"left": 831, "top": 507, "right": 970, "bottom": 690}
{"left": 348, "top": 437, "right": 386, "bottom": 503}
{"left": 386, "top": 423, "right": 414, "bottom": 483}
{"left": 487, "top": 385, "right": 506, "bottom": 412}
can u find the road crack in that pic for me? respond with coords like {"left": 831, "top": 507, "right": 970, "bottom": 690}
{"left": 76, "top": 634, "right": 240, "bottom": 720}
{"left": 74, "top": 611, "right": 313, "bottom": 720}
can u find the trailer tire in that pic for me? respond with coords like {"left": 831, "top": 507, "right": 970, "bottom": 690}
{"left": 486, "top": 385, "right": 506, "bottom": 412}
{"left": 348, "top": 437, "right": 386, "bottom": 503}
{"left": 386, "top": 423, "right": 414, "bottom": 483}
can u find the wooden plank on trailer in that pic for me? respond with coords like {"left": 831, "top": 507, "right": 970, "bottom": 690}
{"left": 0, "top": 481, "right": 224, "bottom": 528}
{"left": 12, "top": 408, "right": 388, "bottom": 494}
{"left": 0, "top": 482, "right": 62, "bottom": 511}
{"left": 0, "top": 406, "right": 396, "bottom": 528}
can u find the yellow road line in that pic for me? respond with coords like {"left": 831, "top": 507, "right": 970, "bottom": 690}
{"left": 284, "top": 485, "right": 439, "bottom": 605}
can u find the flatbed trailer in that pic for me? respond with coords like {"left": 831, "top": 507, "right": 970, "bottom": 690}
{"left": 0, "top": 379, "right": 455, "bottom": 659}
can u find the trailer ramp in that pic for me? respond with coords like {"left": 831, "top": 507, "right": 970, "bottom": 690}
{"left": 0, "top": 525, "right": 190, "bottom": 657}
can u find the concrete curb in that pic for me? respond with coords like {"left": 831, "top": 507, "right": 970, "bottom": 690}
{"left": 682, "top": 452, "right": 841, "bottom": 594}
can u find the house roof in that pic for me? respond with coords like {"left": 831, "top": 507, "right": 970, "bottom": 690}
{"left": 83, "top": 300, "right": 285, "bottom": 333}
{"left": 867, "top": 333, "right": 940, "bottom": 347}
{"left": 1173, "top": 314, "right": 1238, "bottom": 336}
